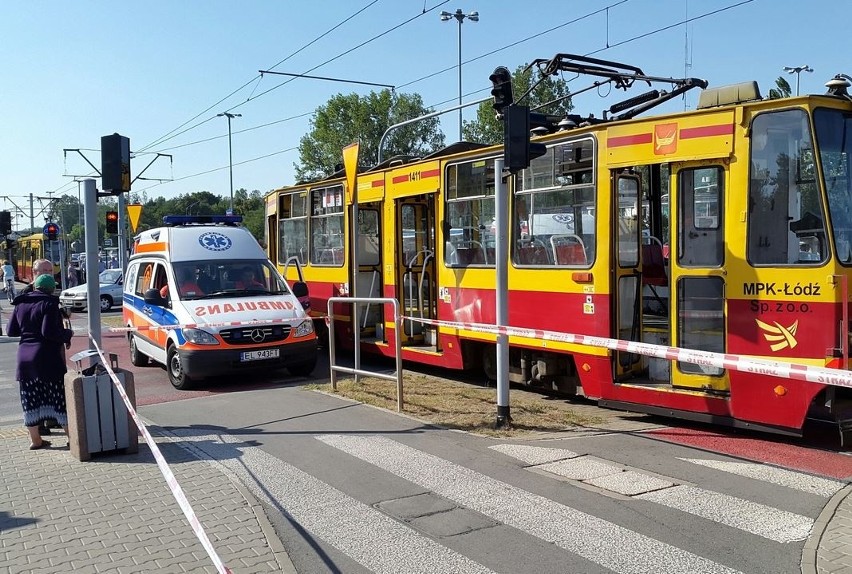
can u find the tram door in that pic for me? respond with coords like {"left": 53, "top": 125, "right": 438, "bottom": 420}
{"left": 396, "top": 197, "right": 436, "bottom": 346}
{"left": 613, "top": 172, "right": 644, "bottom": 379}
{"left": 669, "top": 162, "right": 730, "bottom": 392}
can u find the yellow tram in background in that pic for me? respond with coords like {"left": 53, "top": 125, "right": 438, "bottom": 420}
{"left": 2, "top": 231, "right": 65, "bottom": 283}
{"left": 265, "top": 54, "right": 852, "bottom": 441}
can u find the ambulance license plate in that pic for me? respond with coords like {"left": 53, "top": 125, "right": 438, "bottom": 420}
{"left": 240, "top": 349, "right": 280, "bottom": 362}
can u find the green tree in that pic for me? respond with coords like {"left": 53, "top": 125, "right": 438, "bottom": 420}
{"left": 768, "top": 76, "right": 793, "bottom": 99}
{"left": 464, "top": 63, "right": 574, "bottom": 145}
{"left": 295, "top": 90, "right": 445, "bottom": 182}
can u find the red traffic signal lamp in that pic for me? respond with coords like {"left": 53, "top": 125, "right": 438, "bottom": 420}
{"left": 106, "top": 211, "right": 119, "bottom": 234}
{"left": 44, "top": 222, "right": 59, "bottom": 241}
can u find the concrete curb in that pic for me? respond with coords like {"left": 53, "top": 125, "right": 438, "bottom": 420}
{"left": 232, "top": 480, "right": 298, "bottom": 574}
{"left": 801, "top": 482, "right": 852, "bottom": 574}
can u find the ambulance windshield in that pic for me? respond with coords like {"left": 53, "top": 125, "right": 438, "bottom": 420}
{"left": 172, "top": 260, "right": 290, "bottom": 300}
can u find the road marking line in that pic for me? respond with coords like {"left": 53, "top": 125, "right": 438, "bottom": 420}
{"left": 490, "top": 443, "right": 581, "bottom": 464}
{"left": 165, "top": 430, "right": 495, "bottom": 574}
{"left": 636, "top": 485, "right": 813, "bottom": 543}
{"left": 681, "top": 458, "right": 845, "bottom": 497}
{"left": 493, "top": 443, "right": 814, "bottom": 543}
{"left": 318, "top": 434, "right": 740, "bottom": 574}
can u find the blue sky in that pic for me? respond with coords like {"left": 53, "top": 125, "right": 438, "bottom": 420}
{"left": 1, "top": 0, "right": 848, "bottom": 220}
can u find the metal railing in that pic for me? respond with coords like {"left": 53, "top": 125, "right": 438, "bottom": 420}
{"left": 327, "top": 297, "right": 404, "bottom": 411}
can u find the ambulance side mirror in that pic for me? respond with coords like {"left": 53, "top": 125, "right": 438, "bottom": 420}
{"left": 144, "top": 288, "right": 167, "bottom": 307}
{"left": 291, "top": 281, "right": 309, "bottom": 298}
{"left": 292, "top": 281, "right": 310, "bottom": 310}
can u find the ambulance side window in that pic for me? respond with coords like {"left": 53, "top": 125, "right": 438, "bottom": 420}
{"left": 125, "top": 263, "right": 139, "bottom": 294}
{"left": 136, "top": 262, "right": 154, "bottom": 296}
{"left": 153, "top": 263, "right": 169, "bottom": 296}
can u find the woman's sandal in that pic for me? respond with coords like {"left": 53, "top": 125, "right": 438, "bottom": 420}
{"left": 29, "top": 440, "right": 51, "bottom": 450}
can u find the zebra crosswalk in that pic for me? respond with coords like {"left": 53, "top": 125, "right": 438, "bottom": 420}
{"left": 165, "top": 428, "right": 845, "bottom": 574}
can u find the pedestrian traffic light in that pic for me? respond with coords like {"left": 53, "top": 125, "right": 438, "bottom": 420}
{"left": 106, "top": 211, "right": 119, "bottom": 234}
{"left": 489, "top": 66, "right": 513, "bottom": 117}
{"left": 45, "top": 222, "right": 59, "bottom": 241}
{"left": 504, "top": 104, "right": 550, "bottom": 175}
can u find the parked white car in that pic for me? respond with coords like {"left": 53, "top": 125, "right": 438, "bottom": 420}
{"left": 60, "top": 269, "right": 123, "bottom": 312}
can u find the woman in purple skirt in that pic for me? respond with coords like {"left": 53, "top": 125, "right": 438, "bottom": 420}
{"left": 6, "top": 274, "right": 73, "bottom": 450}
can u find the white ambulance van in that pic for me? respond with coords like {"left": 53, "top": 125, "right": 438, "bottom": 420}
{"left": 123, "top": 215, "right": 317, "bottom": 389}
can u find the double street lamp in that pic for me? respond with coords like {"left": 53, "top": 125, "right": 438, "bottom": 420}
{"left": 783, "top": 65, "right": 813, "bottom": 96}
{"left": 217, "top": 112, "right": 241, "bottom": 214}
{"left": 440, "top": 8, "right": 479, "bottom": 142}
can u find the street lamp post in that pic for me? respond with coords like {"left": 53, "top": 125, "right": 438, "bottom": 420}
{"left": 441, "top": 8, "right": 479, "bottom": 142}
{"left": 217, "top": 112, "right": 241, "bottom": 214}
{"left": 783, "top": 65, "right": 813, "bottom": 96}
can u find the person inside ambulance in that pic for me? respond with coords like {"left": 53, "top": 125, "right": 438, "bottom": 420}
{"left": 235, "top": 267, "right": 265, "bottom": 291}
{"left": 160, "top": 267, "right": 205, "bottom": 300}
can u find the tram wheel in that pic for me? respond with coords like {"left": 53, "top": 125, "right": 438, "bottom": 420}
{"left": 482, "top": 346, "right": 498, "bottom": 381}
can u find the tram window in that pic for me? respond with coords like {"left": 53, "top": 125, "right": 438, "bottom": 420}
{"left": 747, "top": 109, "right": 827, "bottom": 265}
{"left": 814, "top": 108, "right": 852, "bottom": 265}
{"left": 310, "top": 185, "right": 345, "bottom": 267}
{"left": 447, "top": 159, "right": 494, "bottom": 200}
{"left": 278, "top": 191, "right": 308, "bottom": 266}
{"left": 357, "top": 209, "right": 380, "bottom": 267}
{"left": 677, "top": 276, "right": 725, "bottom": 376}
{"left": 679, "top": 166, "right": 723, "bottom": 267}
{"left": 513, "top": 138, "right": 596, "bottom": 267}
{"left": 444, "top": 159, "right": 496, "bottom": 267}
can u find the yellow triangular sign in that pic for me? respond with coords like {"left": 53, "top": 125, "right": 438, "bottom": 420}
{"left": 342, "top": 142, "right": 359, "bottom": 204}
{"left": 126, "top": 204, "right": 143, "bottom": 233}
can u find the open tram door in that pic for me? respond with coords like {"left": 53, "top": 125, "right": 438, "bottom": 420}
{"left": 669, "top": 162, "right": 730, "bottom": 392}
{"left": 613, "top": 171, "right": 645, "bottom": 380}
{"left": 395, "top": 196, "right": 437, "bottom": 347}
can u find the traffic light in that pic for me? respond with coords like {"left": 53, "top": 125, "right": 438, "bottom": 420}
{"left": 106, "top": 211, "right": 119, "bottom": 234}
{"left": 45, "top": 223, "right": 59, "bottom": 241}
{"left": 0, "top": 211, "right": 10, "bottom": 235}
{"left": 101, "top": 133, "right": 131, "bottom": 193}
{"left": 489, "top": 66, "right": 513, "bottom": 117}
{"left": 504, "top": 104, "right": 549, "bottom": 175}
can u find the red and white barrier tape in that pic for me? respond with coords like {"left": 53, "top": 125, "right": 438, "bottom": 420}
{"left": 107, "top": 317, "right": 305, "bottom": 333}
{"left": 88, "top": 336, "right": 231, "bottom": 574}
{"left": 402, "top": 315, "right": 852, "bottom": 390}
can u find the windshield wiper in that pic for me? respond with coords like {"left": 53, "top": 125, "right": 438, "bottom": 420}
{"left": 195, "top": 291, "right": 236, "bottom": 299}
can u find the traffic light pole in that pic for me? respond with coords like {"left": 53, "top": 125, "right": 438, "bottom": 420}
{"left": 495, "top": 157, "right": 510, "bottom": 428}
{"left": 117, "top": 193, "right": 127, "bottom": 272}
{"left": 83, "top": 179, "right": 101, "bottom": 355}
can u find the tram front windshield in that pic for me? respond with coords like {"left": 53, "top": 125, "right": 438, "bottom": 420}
{"left": 815, "top": 108, "right": 852, "bottom": 264}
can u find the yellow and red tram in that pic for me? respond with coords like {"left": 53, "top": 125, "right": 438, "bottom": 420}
{"left": 4, "top": 231, "right": 65, "bottom": 283}
{"left": 265, "top": 56, "right": 852, "bottom": 440}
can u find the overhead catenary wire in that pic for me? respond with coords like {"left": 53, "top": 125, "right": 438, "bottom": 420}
{"left": 136, "top": 0, "right": 381, "bottom": 154}
{"left": 138, "top": 1, "right": 449, "bottom": 155}
{"left": 64, "top": 0, "right": 756, "bottom": 200}
{"left": 142, "top": 0, "right": 620, "bottom": 161}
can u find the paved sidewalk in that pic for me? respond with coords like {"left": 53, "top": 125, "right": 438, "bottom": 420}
{"left": 0, "top": 426, "right": 294, "bottom": 574}
{"left": 804, "top": 483, "right": 852, "bottom": 574}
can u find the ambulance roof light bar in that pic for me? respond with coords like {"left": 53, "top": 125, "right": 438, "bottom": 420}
{"left": 162, "top": 215, "right": 243, "bottom": 226}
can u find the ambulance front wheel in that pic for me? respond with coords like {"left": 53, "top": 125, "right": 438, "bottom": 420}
{"left": 167, "top": 345, "right": 194, "bottom": 390}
